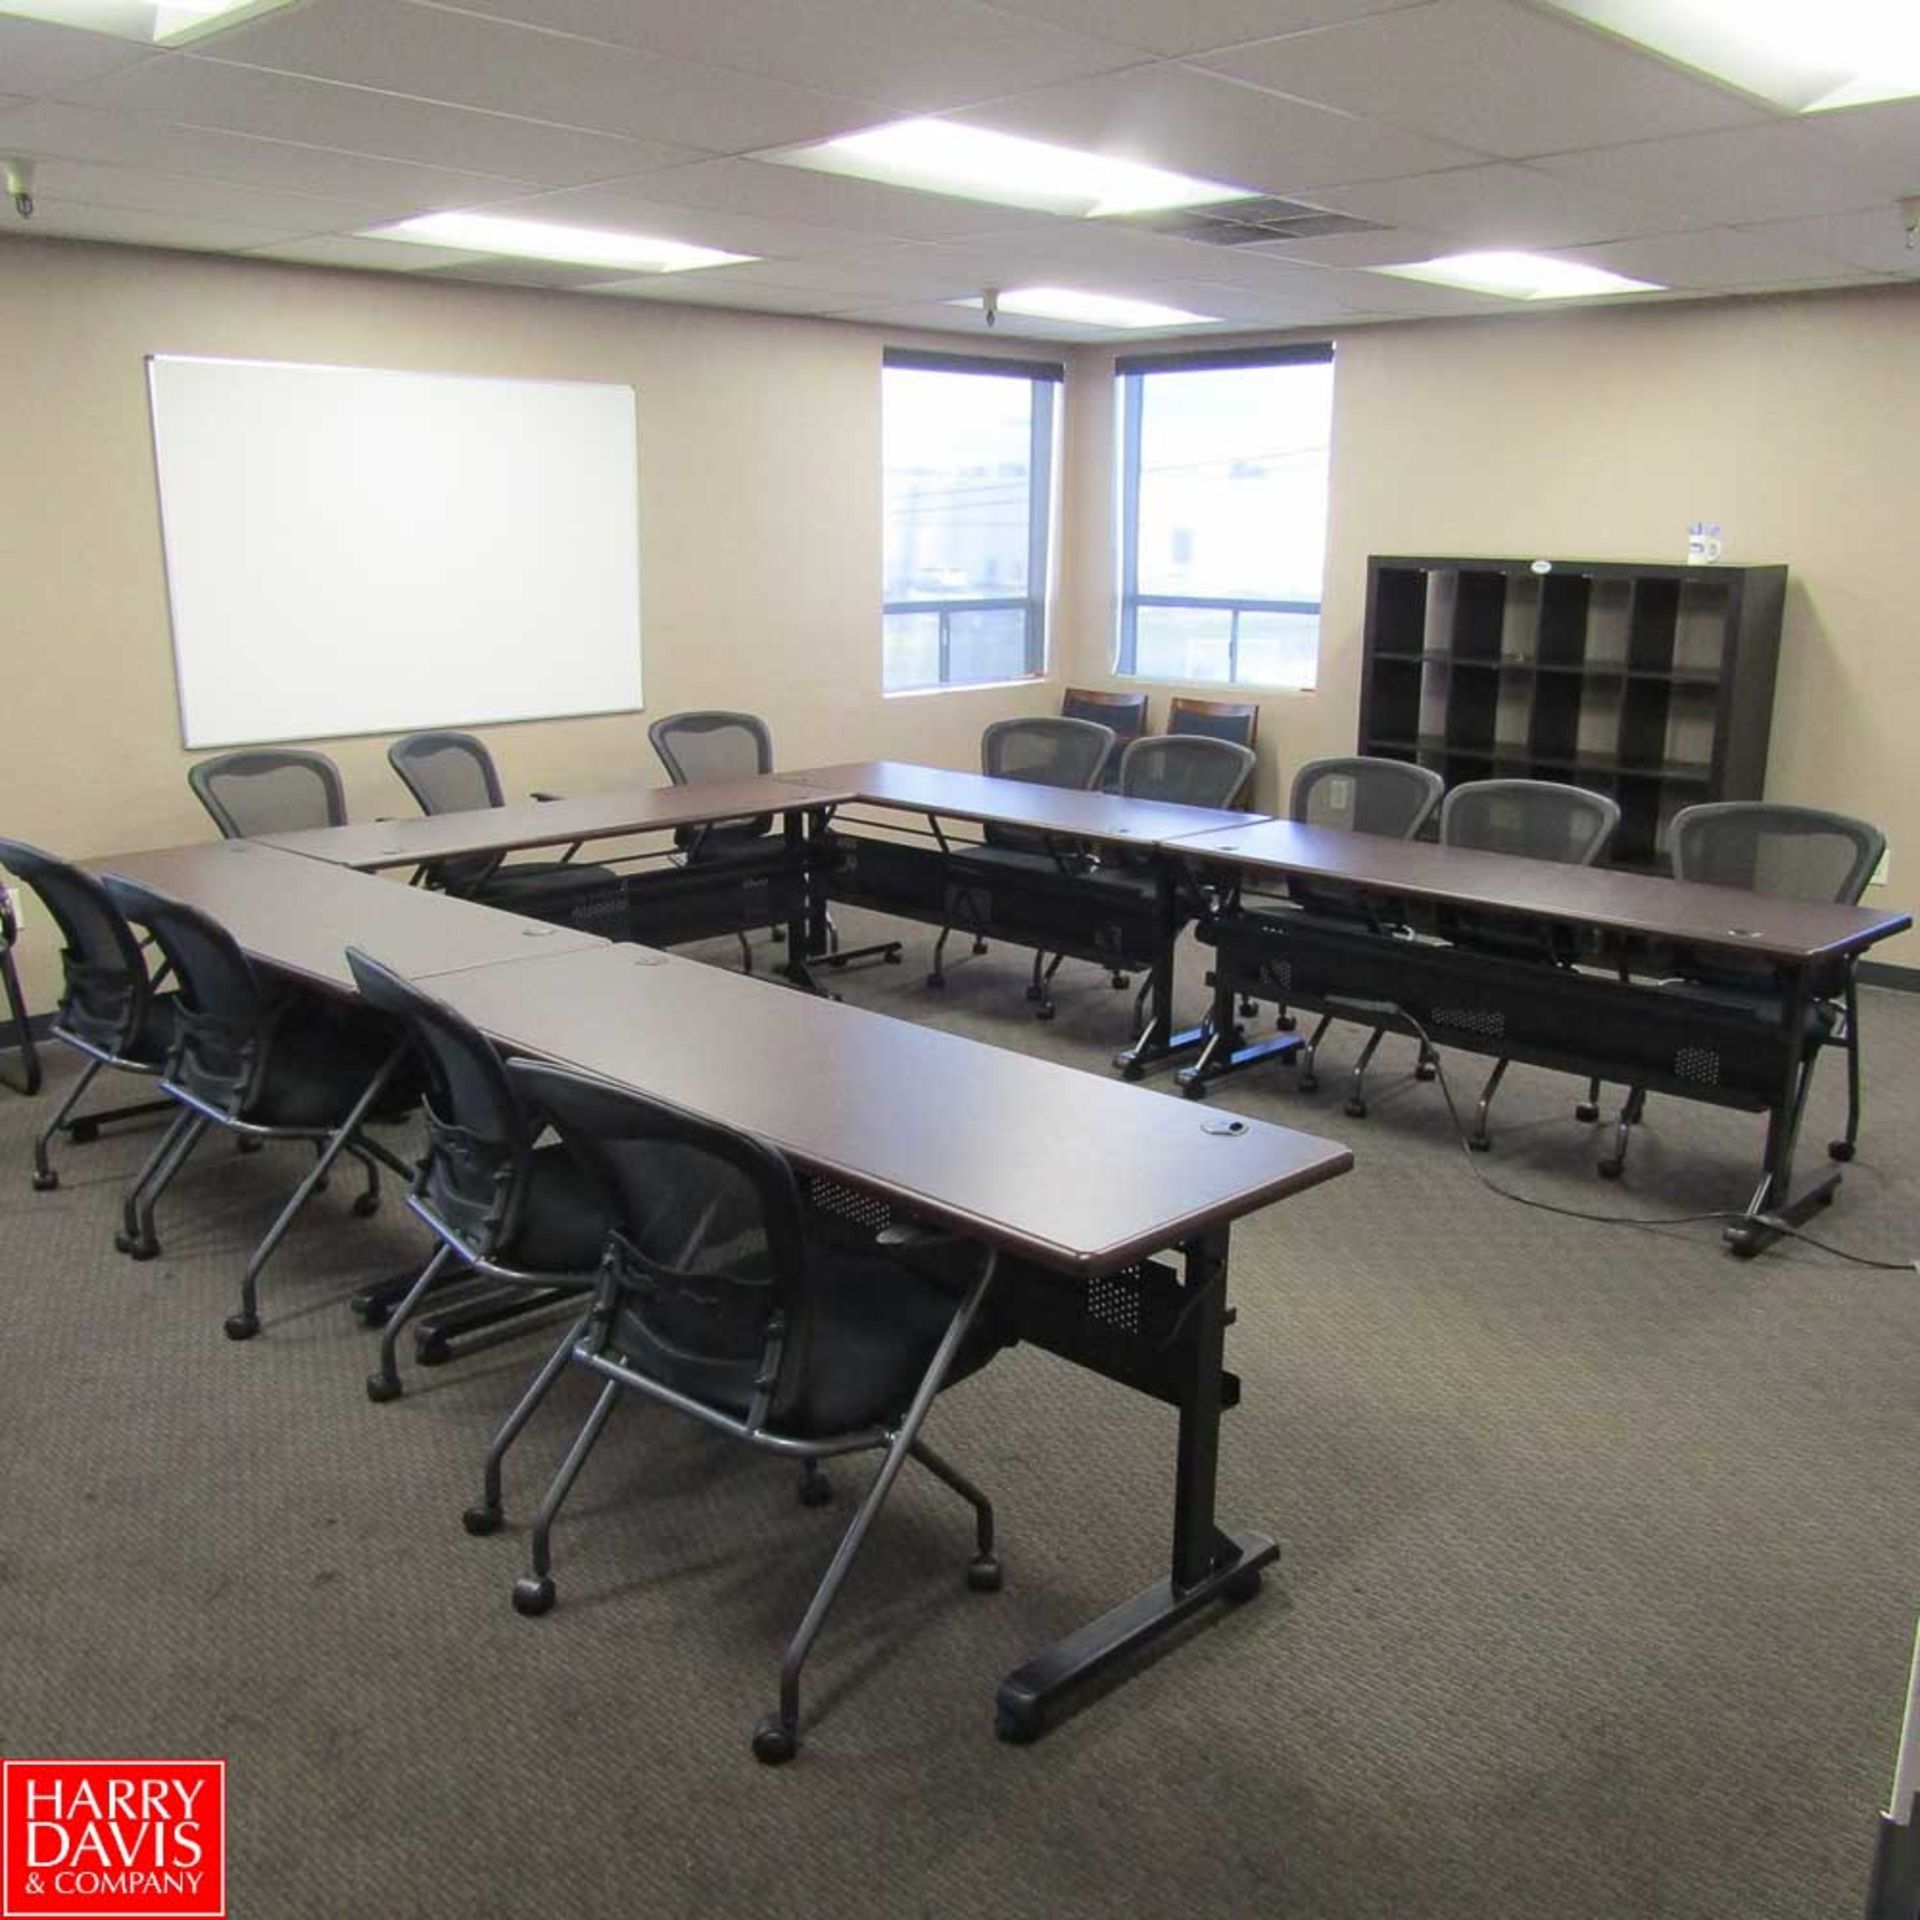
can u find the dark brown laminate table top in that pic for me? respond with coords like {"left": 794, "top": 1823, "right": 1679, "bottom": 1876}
{"left": 421, "top": 942, "right": 1351, "bottom": 1274}
{"left": 782, "top": 760, "right": 1269, "bottom": 848}
{"left": 1168, "top": 818, "right": 1911, "bottom": 965}
{"left": 257, "top": 775, "right": 857, "bottom": 872}
{"left": 96, "top": 840, "right": 607, "bottom": 992}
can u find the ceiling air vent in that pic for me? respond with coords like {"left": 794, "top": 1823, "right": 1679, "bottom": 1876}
{"left": 1120, "top": 197, "right": 1388, "bottom": 245}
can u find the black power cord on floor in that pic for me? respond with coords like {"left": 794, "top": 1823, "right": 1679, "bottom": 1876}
{"left": 1316, "top": 994, "right": 1920, "bottom": 1274}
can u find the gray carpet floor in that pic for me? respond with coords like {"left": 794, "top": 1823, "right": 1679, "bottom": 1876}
{"left": 2, "top": 909, "right": 1915, "bottom": 1919}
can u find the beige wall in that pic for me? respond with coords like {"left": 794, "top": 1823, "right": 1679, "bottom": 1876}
{"left": 3, "top": 239, "right": 1913, "bottom": 1015}
{"left": 0, "top": 235, "right": 1055, "bottom": 1006}
{"left": 1058, "top": 285, "right": 1919, "bottom": 959}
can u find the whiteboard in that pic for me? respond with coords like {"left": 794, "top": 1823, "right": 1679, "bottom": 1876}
{"left": 146, "top": 355, "right": 642, "bottom": 748}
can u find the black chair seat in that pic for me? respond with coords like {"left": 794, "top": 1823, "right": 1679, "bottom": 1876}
{"left": 241, "top": 1006, "right": 413, "bottom": 1130}
{"left": 951, "top": 843, "right": 1091, "bottom": 881}
{"left": 479, "top": 860, "right": 621, "bottom": 912}
{"left": 675, "top": 822, "right": 779, "bottom": 863}
{"left": 68, "top": 988, "right": 182, "bottom": 1066}
{"left": 615, "top": 1240, "right": 1005, "bottom": 1440}
{"left": 501, "top": 1145, "right": 616, "bottom": 1273}
{"left": 1657, "top": 977, "right": 1840, "bottom": 1042}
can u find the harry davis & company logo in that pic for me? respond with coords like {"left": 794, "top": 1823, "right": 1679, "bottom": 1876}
{"left": 1, "top": 1761, "right": 225, "bottom": 1919}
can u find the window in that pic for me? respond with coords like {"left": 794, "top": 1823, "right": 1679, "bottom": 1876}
{"left": 882, "top": 349, "right": 1060, "bottom": 693}
{"left": 1115, "top": 344, "right": 1334, "bottom": 691}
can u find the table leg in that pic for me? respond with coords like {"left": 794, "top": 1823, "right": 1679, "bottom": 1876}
{"left": 994, "top": 1226, "right": 1277, "bottom": 1743}
{"left": 1111, "top": 862, "right": 1210, "bottom": 1080}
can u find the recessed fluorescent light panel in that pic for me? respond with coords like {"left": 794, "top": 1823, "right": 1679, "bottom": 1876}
{"left": 772, "top": 118, "right": 1255, "bottom": 219}
{"left": 0, "top": 0, "right": 298, "bottom": 44}
{"left": 1374, "top": 250, "right": 1663, "bottom": 300}
{"left": 362, "top": 213, "right": 756, "bottom": 274}
{"left": 954, "top": 287, "right": 1221, "bottom": 330}
{"left": 1538, "top": 0, "right": 1920, "bottom": 111}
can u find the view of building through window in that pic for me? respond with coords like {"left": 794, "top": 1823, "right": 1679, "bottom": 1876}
{"left": 1116, "top": 348, "right": 1334, "bottom": 690}
{"left": 882, "top": 353, "right": 1059, "bottom": 693}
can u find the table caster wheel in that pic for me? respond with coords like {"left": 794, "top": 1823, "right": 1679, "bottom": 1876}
{"left": 32, "top": 1170, "right": 57, "bottom": 1192}
{"left": 352, "top": 1193, "right": 380, "bottom": 1218}
{"left": 1298, "top": 1073, "right": 1319, "bottom": 1093}
{"left": 971, "top": 939, "right": 988, "bottom": 956}
{"left": 365, "top": 1373, "right": 401, "bottom": 1404}
{"left": 1222, "top": 1564, "right": 1263, "bottom": 1604}
{"left": 1468, "top": 1136, "right": 1491, "bottom": 1153}
{"left": 1414, "top": 1062, "right": 1437, "bottom": 1082}
{"left": 1828, "top": 1140, "right": 1855, "bottom": 1162}
{"left": 1575, "top": 1102, "right": 1600, "bottom": 1123}
{"left": 995, "top": 1700, "right": 1042, "bottom": 1745}
{"left": 462, "top": 1503, "right": 502, "bottom": 1537}
{"left": 1179, "top": 1077, "right": 1206, "bottom": 1101}
{"left": 966, "top": 1555, "right": 1002, "bottom": 1594}
{"left": 925, "top": 972, "right": 945, "bottom": 990}
{"left": 1344, "top": 1098, "right": 1367, "bottom": 1120}
{"left": 1724, "top": 1227, "right": 1760, "bottom": 1259}
{"left": 751, "top": 1717, "right": 797, "bottom": 1765}
{"left": 224, "top": 1312, "right": 259, "bottom": 1341}
{"left": 1036, "top": 1006, "right": 1056, "bottom": 1022}
{"left": 1597, "top": 1158, "right": 1623, "bottom": 1180}
{"left": 120, "top": 1234, "right": 158, "bottom": 1261}
{"left": 798, "top": 1468, "right": 832, "bottom": 1508}
{"left": 511, "top": 1575, "right": 555, "bottom": 1617}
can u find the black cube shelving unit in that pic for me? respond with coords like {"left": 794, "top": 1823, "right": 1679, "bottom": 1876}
{"left": 1357, "top": 555, "right": 1787, "bottom": 869}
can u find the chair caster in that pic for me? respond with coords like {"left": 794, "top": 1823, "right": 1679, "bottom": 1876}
{"left": 365, "top": 1372, "right": 402, "bottom": 1404}
{"left": 1468, "top": 1135, "right": 1491, "bottom": 1154}
{"left": 1722, "top": 1225, "right": 1760, "bottom": 1259}
{"left": 1414, "top": 1061, "right": 1437, "bottom": 1082}
{"left": 751, "top": 1716, "right": 798, "bottom": 1766}
{"left": 1298, "top": 1072, "right": 1318, "bottom": 1093}
{"left": 925, "top": 972, "right": 945, "bottom": 990}
{"left": 1274, "top": 1014, "right": 1296, "bottom": 1032}
{"left": 1024, "top": 983, "right": 1043, "bottom": 1002}
{"left": 1828, "top": 1139, "right": 1855, "bottom": 1162}
{"left": 461, "top": 1503, "right": 502, "bottom": 1537}
{"left": 236, "top": 1135, "right": 263, "bottom": 1155}
{"left": 1575, "top": 1102, "right": 1600, "bottom": 1122}
{"left": 966, "top": 1555, "right": 1003, "bottom": 1594}
{"left": 1239, "top": 999, "right": 1259, "bottom": 1019}
{"left": 31, "top": 1170, "right": 57, "bottom": 1192}
{"left": 67, "top": 1118, "right": 100, "bottom": 1146}
{"left": 1597, "top": 1158, "right": 1624, "bottom": 1180}
{"left": 971, "top": 939, "right": 988, "bottom": 956}
{"left": 1222, "top": 1563, "right": 1263, "bottom": 1604}
{"left": 1034, "top": 1005, "right": 1056, "bottom": 1023}
{"left": 1109, "top": 973, "right": 1130, "bottom": 991}
{"left": 511, "top": 1575, "right": 555, "bottom": 1617}
{"left": 223, "top": 1312, "right": 260, "bottom": 1341}
{"left": 1178, "top": 1075, "right": 1206, "bottom": 1100}
{"left": 117, "top": 1231, "right": 159, "bottom": 1261}
{"left": 352, "top": 1192, "right": 380, "bottom": 1218}
{"left": 994, "top": 1700, "right": 1042, "bottom": 1746}
{"left": 1343, "top": 1098, "right": 1367, "bottom": 1119}
{"left": 797, "top": 1467, "right": 832, "bottom": 1508}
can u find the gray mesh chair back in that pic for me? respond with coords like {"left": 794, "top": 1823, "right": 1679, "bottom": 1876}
{"left": 1292, "top": 757, "right": 1443, "bottom": 840}
{"left": 649, "top": 711, "right": 773, "bottom": 787}
{"left": 346, "top": 948, "right": 532, "bottom": 1253}
{"left": 189, "top": 750, "right": 347, "bottom": 838}
{"left": 0, "top": 838, "right": 156, "bottom": 1055}
{"left": 648, "top": 710, "right": 776, "bottom": 847}
{"left": 1671, "top": 803, "right": 1883, "bottom": 906}
{"left": 1119, "top": 735, "right": 1256, "bottom": 812}
{"left": 1440, "top": 779, "right": 1619, "bottom": 866}
{"left": 981, "top": 716, "right": 1112, "bottom": 789}
{"left": 388, "top": 731, "right": 508, "bottom": 892}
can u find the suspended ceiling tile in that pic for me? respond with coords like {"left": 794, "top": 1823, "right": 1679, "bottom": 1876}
{"left": 1321, "top": 160, "right": 1711, "bottom": 248}
{"left": 241, "top": 230, "right": 481, "bottom": 269}
{"left": 1533, "top": 120, "right": 1920, "bottom": 226}
{"left": 410, "top": 251, "right": 621, "bottom": 287}
{"left": 1195, "top": 0, "right": 1772, "bottom": 159}
{"left": 1564, "top": 224, "right": 1882, "bottom": 291}
{"left": 586, "top": 276, "right": 861, "bottom": 314}
{"left": 1737, "top": 209, "right": 1920, "bottom": 276}
{"left": 0, "top": 98, "right": 534, "bottom": 211}
{"left": 481, "top": 182, "right": 885, "bottom": 259}
{"left": 835, "top": 297, "right": 1163, "bottom": 342}
{"left": 972, "top": 0, "right": 1434, "bottom": 61}
{"left": 954, "top": 62, "right": 1482, "bottom": 196}
{"left": 192, "top": 0, "right": 889, "bottom": 150}
{"left": 408, "top": 0, "right": 1145, "bottom": 113}
{"left": 0, "top": 14, "right": 161, "bottom": 97}
{"left": 0, "top": 194, "right": 318, "bottom": 249}
{"left": 15, "top": 151, "right": 400, "bottom": 230}
{"left": 60, "top": 54, "right": 704, "bottom": 184}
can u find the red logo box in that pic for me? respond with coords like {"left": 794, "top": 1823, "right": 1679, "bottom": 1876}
{"left": 2, "top": 1762, "right": 225, "bottom": 1919}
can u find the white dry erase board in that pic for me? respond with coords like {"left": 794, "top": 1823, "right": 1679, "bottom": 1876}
{"left": 146, "top": 355, "right": 643, "bottom": 748}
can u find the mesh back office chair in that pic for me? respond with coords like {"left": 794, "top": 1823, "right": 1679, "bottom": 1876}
{"left": 1598, "top": 802, "right": 1885, "bottom": 1180}
{"left": 100, "top": 875, "right": 416, "bottom": 1338}
{"left": 1437, "top": 779, "right": 1620, "bottom": 1146}
{"left": 498, "top": 1057, "right": 1011, "bottom": 1763}
{"left": 929, "top": 716, "right": 1115, "bottom": 990}
{"left": 388, "top": 731, "right": 620, "bottom": 928}
{"left": 0, "top": 839, "right": 178, "bottom": 1187}
{"left": 1167, "top": 698, "right": 1259, "bottom": 804}
{"left": 188, "top": 749, "right": 347, "bottom": 838}
{"left": 1061, "top": 688, "right": 1149, "bottom": 791}
{"left": 1280, "top": 758, "right": 1446, "bottom": 1056}
{"left": 345, "top": 950, "right": 611, "bottom": 1405}
{"left": 0, "top": 877, "right": 40, "bottom": 1096}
